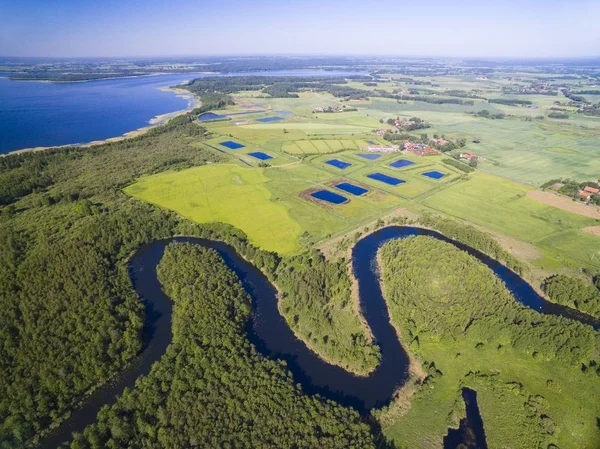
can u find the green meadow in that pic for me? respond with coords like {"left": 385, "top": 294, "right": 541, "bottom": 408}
{"left": 124, "top": 164, "right": 304, "bottom": 254}
{"left": 421, "top": 173, "right": 600, "bottom": 269}
{"left": 127, "top": 84, "right": 600, "bottom": 272}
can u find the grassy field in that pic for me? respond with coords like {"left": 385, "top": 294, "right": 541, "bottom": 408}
{"left": 420, "top": 172, "right": 600, "bottom": 269}
{"left": 124, "top": 164, "right": 303, "bottom": 253}
{"left": 382, "top": 341, "right": 600, "bottom": 449}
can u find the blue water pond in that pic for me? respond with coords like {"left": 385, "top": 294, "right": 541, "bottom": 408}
{"left": 367, "top": 172, "right": 405, "bottom": 186}
{"left": 256, "top": 116, "right": 284, "bottom": 123}
{"left": 389, "top": 159, "right": 415, "bottom": 168}
{"left": 199, "top": 112, "right": 227, "bottom": 121}
{"left": 275, "top": 110, "right": 294, "bottom": 115}
{"left": 326, "top": 159, "right": 352, "bottom": 169}
{"left": 220, "top": 140, "right": 245, "bottom": 150}
{"left": 422, "top": 170, "right": 446, "bottom": 179}
{"left": 358, "top": 153, "right": 382, "bottom": 160}
{"left": 311, "top": 190, "right": 348, "bottom": 204}
{"left": 248, "top": 151, "right": 273, "bottom": 160}
{"left": 335, "top": 182, "right": 369, "bottom": 196}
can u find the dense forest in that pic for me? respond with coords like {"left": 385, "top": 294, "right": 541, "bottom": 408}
{"left": 0, "top": 116, "right": 223, "bottom": 448}
{"left": 67, "top": 243, "right": 375, "bottom": 449}
{"left": 182, "top": 76, "right": 370, "bottom": 101}
{"left": 276, "top": 250, "right": 380, "bottom": 375}
{"left": 379, "top": 236, "right": 597, "bottom": 365}
{"left": 0, "top": 98, "right": 382, "bottom": 448}
{"left": 377, "top": 236, "right": 600, "bottom": 448}
{"left": 542, "top": 275, "right": 600, "bottom": 319}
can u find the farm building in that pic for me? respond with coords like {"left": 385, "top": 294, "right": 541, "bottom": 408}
{"left": 579, "top": 191, "right": 592, "bottom": 200}
{"left": 373, "top": 129, "right": 390, "bottom": 137}
{"left": 583, "top": 186, "right": 600, "bottom": 194}
{"left": 367, "top": 145, "right": 399, "bottom": 153}
{"left": 459, "top": 151, "right": 475, "bottom": 160}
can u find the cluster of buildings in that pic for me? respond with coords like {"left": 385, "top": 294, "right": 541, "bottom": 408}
{"left": 579, "top": 186, "right": 600, "bottom": 201}
{"left": 367, "top": 145, "right": 399, "bottom": 153}
{"left": 313, "top": 106, "right": 345, "bottom": 113}
{"left": 402, "top": 141, "right": 441, "bottom": 156}
{"left": 373, "top": 128, "right": 392, "bottom": 137}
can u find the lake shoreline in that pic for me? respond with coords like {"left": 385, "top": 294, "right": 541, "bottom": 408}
{"left": 4, "top": 86, "right": 200, "bottom": 157}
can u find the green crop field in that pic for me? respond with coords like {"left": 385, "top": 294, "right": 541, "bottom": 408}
{"left": 124, "top": 164, "right": 304, "bottom": 254}
{"left": 420, "top": 173, "right": 600, "bottom": 269}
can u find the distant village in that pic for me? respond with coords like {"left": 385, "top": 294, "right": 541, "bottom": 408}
{"left": 371, "top": 116, "right": 476, "bottom": 161}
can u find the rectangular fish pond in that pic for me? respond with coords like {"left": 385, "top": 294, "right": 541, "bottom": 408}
{"left": 389, "top": 159, "right": 415, "bottom": 168}
{"left": 325, "top": 159, "right": 352, "bottom": 169}
{"left": 256, "top": 116, "right": 284, "bottom": 123}
{"left": 219, "top": 140, "right": 245, "bottom": 150}
{"left": 422, "top": 170, "right": 446, "bottom": 179}
{"left": 199, "top": 112, "right": 227, "bottom": 122}
{"left": 310, "top": 189, "right": 348, "bottom": 205}
{"left": 335, "top": 182, "right": 369, "bottom": 196}
{"left": 358, "top": 153, "right": 381, "bottom": 160}
{"left": 247, "top": 151, "right": 273, "bottom": 160}
{"left": 367, "top": 172, "right": 406, "bottom": 186}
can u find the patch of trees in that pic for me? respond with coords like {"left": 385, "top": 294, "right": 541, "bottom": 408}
{"left": 276, "top": 250, "right": 381, "bottom": 374}
{"left": 471, "top": 109, "right": 506, "bottom": 119}
{"left": 416, "top": 214, "right": 525, "bottom": 274}
{"left": 386, "top": 116, "right": 431, "bottom": 131}
{"left": 542, "top": 275, "right": 600, "bottom": 319}
{"left": 442, "top": 158, "right": 475, "bottom": 173}
{"left": 379, "top": 237, "right": 597, "bottom": 367}
{"left": 68, "top": 242, "right": 375, "bottom": 449}
{"left": 488, "top": 98, "right": 532, "bottom": 106}
{"left": 395, "top": 95, "right": 475, "bottom": 105}
{"left": 574, "top": 90, "right": 600, "bottom": 95}
{"left": 547, "top": 112, "right": 569, "bottom": 119}
{"left": 183, "top": 76, "right": 370, "bottom": 100}
{"left": 442, "top": 89, "right": 483, "bottom": 99}
{"left": 561, "top": 89, "right": 587, "bottom": 103}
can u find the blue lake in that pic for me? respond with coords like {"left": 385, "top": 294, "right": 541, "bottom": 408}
{"left": 0, "top": 69, "right": 361, "bottom": 154}
{"left": 335, "top": 182, "right": 369, "bottom": 196}
{"left": 0, "top": 73, "right": 199, "bottom": 153}
{"left": 311, "top": 189, "right": 348, "bottom": 204}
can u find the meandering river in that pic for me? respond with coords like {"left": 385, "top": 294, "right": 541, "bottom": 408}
{"left": 38, "top": 226, "right": 598, "bottom": 448}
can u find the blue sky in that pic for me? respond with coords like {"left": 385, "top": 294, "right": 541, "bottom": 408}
{"left": 1, "top": 0, "right": 599, "bottom": 58}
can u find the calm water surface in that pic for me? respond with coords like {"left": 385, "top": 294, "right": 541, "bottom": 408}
{"left": 0, "top": 69, "right": 359, "bottom": 153}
